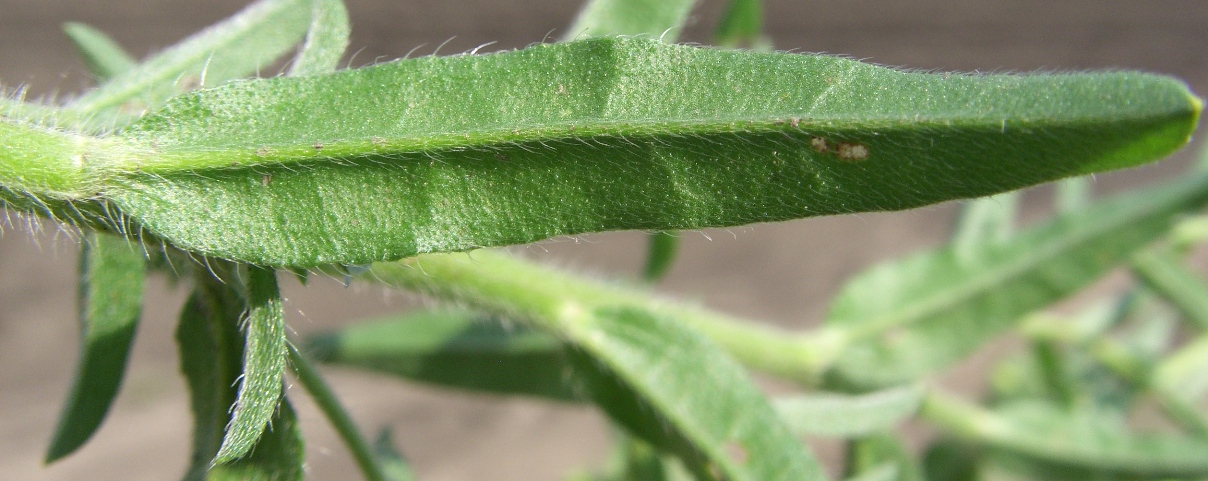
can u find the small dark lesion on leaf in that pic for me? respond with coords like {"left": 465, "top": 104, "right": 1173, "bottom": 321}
{"left": 313, "top": 142, "right": 324, "bottom": 151}
{"left": 256, "top": 146, "right": 272, "bottom": 157}
{"left": 260, "top": 174, "right": 272, "bottom": 187}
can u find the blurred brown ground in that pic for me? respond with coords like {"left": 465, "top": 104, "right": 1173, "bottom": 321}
{"left": 0, "top": 1, "right": 1206, "bottom": 480}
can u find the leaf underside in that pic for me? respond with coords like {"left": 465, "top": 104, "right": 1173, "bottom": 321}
{"left": 91, "top": 37, "right": 1198, "bottom": 267}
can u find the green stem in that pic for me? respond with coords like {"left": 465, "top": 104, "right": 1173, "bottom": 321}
{"left": 287, "top": 343, "right": 387, "bottom": 481}
{"left": 917, "top": 391, "right": 1012, "bottom": 443}
{"left": 365, "top": 251, "right": 847, "bottom": 385}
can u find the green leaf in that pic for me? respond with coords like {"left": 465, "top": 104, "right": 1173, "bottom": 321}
{"left": 1055, "top": 175, "right": 1092, "bottom": 213}
{"left": 312, "top": 305, "right": 823, "bottom": 480}
{"left": 176, "top": 283, "right": 243, "bottom": 481}
{"left": 925, "top": 394, "right": 1208, "bottom": 478}
{"left": 950, "top": 191, "right": 1019, "bottom": 257}
{"left": 65, "top": 0, "right": 310, "bottom": 116}
{"left": 564, "top": 0, "right": 696, "bottom": 41}
{"left": 920, "top": 438, "right": 980, "bottom": 481}
{"left": 1155, "top": 335, "right": 1208, "bottom": 402}
{"left": 214, "top": 267, "right": 287, "bottom": 464}
{"left": 566, "top": 307, "right": 824, "bottom": 481}
{"left": 714, "top": 0, "right": 770, "bottom": 50}
{"left": 842, "top": 463, "right": 899, "bottom": 481}
{"left": 45, "top": 231, "right": 146, "bottom": 462}
{"left": 824, "top": 172, "right": 1208, "bottom": 390}
{"left": 287, "top": 0, "right": 351, "bottom": 77}
{"left": 207, "top": 399, "right": 305, "bottom": 481}
{"left": 71, "top": 37, "right": 1196, "bottom": 267}
{"left": 62, "top": 23, "right": 137, "bottom": 81}
{"left": 846, "top": 434, "right": 923, "bottom": 481}
{"left": 642, "top": 231, "right": 679, "bottom": 282}
{"left": 374, "top": 428, "right": 417, "bottom": 481}
{"left": 1130, "top": 246, "right": 1208, "bottom": 331}
{"left": 773, "top": 385, "right": 924, "bottom": 438}
{"left": 307, "top": 310, "right": 580, "bottom": 401}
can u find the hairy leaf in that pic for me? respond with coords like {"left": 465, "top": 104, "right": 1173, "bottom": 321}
{"left": 825, "top": 172, "right": 1208, "bottom": 390}
{"left": 215, "top": 267, "right": 287, "bottom": 463}
{"left": 774, "top": 385, "right": 924, "bottom": 438}
{"left": 59, "top": 37, "right": 1194, "bottom": 267}
{"left": 65, "top": 0, "right": 310, "bottom": 116}
{"left": 207, "top": 400, "right": 304, "bottom": 481}
{"left": 62, "top": 23, "right": 137, "bottom": 81}
{"left": 45, "top": 232, "right": 146, "bottom": 462}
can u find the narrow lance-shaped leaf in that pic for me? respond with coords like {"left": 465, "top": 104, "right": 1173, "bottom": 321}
{"left": 774, "top": 385, "right": 925, "bottom": 438}
{"left": 214, "top": 267, "right": 287, "bottom": 464}
{"left": 50, "top": 37, "right": 1193, "bottom": 267}
{"left": 563, "top": 0, "right": 696, "bottom": 41}
{"left": 824, "top": 171, "right": 1208, "bottom": 390}
{"left": 65, "top": 0, "right": 310, "bottom": 116}
{"left": 364, "top": 256, "right": 824, "bottom": 480}
{"left": 310, "top": 308, "right": 922, "bottom": 439}
{"left": 176, "top": 267, "right": 302, "bottom": 481}
{"left": 177, "top": 281, "right": 243, "bottom": 480}
{"left": 306, "top": 310, "right": 581, "bottom": 401}
{"left": 62, "top": 23, "right": 137, "bottom": 81}
{"left": 924, "top": 394, "right": 1208, "bottom": 478}
{"left": 287, "top": 0, "right": 351, "bottom": 77}
{"left": 207, "top": 400, "right": 304, "bottom": 481}
{"left": 565, "top": 307, "right": 825, "bottom": 481}
{"left": 45, "top": 232, "right": 146, "bottom": 462}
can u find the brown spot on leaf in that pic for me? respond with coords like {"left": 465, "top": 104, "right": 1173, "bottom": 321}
{"left": 789, "top": 117, "right": 800, "bottom": 128}
{"left": 810, "top": 137, "right": 829, "bottom": 153}
{"left": 260, "top": 174, "right": 272, "bottom": 187}
{"left": 836, "top": 142, "right": 869, "bottom": 161}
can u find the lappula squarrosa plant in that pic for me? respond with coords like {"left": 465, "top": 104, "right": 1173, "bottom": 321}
{"left": 1, "top": 0, "right": 1206, "bottom": 480}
